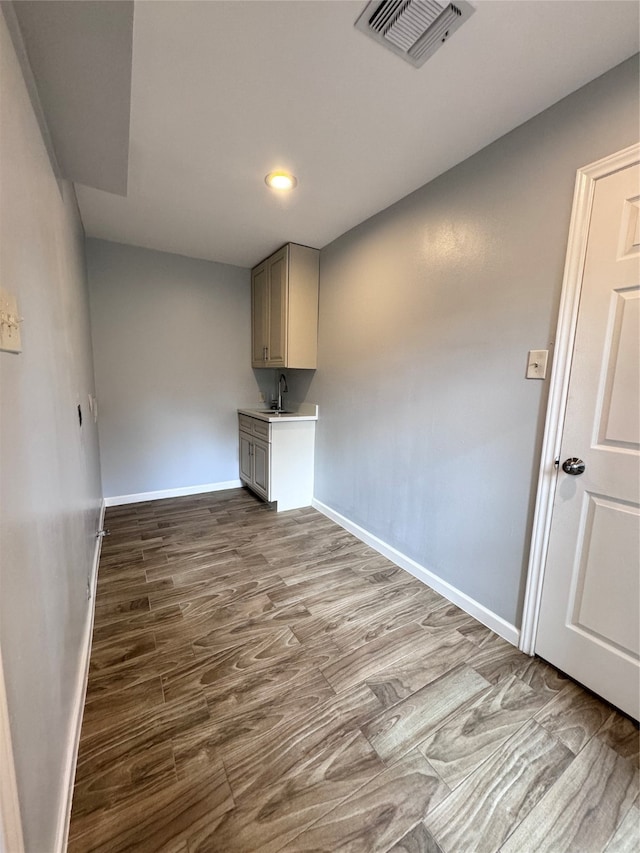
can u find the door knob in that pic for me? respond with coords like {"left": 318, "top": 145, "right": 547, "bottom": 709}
{"left": 562, "top": 457, "right": 585, "bottom": 475}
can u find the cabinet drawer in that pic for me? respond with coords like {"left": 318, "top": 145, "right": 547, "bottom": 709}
{"left": 238, "top": 414, "right": 272, "bottom": 441}
{"left": 239, "top": 414, "right": 254, "bottom": 432}
{"left": 252, "top": 419, "right": 271, "bottom": 440}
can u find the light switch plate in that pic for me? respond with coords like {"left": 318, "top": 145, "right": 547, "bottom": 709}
{"left": 0, "top": 289, "right": 22, "bottom": 353}
{"left": 526, "top": 349, "right": 548, "bottom": 379}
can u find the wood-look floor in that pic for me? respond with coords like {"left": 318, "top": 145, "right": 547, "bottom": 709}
{"left": 68, "top": 489, "right": 639, "bottom": 853}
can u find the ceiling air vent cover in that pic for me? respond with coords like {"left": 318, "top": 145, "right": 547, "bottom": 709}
{"left": 355, "top": 0, "right": 475, "bottom": 67}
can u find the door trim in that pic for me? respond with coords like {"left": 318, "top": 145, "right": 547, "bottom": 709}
{"left": 520, "top": 142, "right": 640, "bottom": 655}
{"left": 0, "top": 644, "right": 25, "bottom": 853}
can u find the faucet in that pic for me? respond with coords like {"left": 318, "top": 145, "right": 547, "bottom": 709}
{"left": 276, "top": 373, "right": 288, "bottom": 411}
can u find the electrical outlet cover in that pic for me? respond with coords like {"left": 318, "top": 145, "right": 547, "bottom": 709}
{"left": 526, "top": 349, "right": 548, "bottom": 379}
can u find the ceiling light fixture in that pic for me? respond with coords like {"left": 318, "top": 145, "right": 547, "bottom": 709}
{"left": 265, "top": 171, "right": 297, "bottom": 190}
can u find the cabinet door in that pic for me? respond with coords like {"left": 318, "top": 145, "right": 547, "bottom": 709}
{"left": 267, "top": 247, "right": 287, "bottom": 366}
{"left": 239, "top": 431, "right": 253, "bottom": 483}
{"left": 251, "top": 262, "right": 268, "bottom": 366}
{"left": 252, "top": 437, "right": 270, "bottom": 499}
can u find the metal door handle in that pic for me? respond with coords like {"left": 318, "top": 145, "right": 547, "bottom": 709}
{"left": 562, "top": 457, "right": 585, "bottom": 475}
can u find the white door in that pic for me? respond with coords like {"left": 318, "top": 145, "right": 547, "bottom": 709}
{"left": 535, "top": 152, "right": 640, "bottom": 719}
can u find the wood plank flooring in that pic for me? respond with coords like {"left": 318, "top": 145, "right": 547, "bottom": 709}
{"left": 68, "top": 489, "right": 639, "bottom": 852}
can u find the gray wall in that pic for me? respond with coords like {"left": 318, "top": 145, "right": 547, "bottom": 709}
{"left": 311, "top": 55, "right": 639, "bottom": 629}
{"left": 0, "top": 12, "right": 102, "bottom": 852}
{"left": 86, "top": 239, "right": 258, "bottom": 499}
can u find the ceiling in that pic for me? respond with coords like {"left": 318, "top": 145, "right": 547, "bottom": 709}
{"left": 11, "top": 1, "right": 640, "bottom": 268}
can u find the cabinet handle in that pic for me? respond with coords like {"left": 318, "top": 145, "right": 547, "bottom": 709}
{"left": 263, "top": 345, "right": 268, "bottom": 360}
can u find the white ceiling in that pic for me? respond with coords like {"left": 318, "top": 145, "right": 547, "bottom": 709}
{"left": 11, "top": 0, "right": 133, "bottom": 194}
{"left": 74, "top": 0, "right": 639, "bottom": 268}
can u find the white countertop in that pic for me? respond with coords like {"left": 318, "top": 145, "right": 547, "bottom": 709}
{"left": 238, "top": 403, "right": 318, "bottom": 423}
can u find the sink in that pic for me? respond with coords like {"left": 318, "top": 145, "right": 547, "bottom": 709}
{"left": 256, "top": 409, "right": 295, "bottom": 415}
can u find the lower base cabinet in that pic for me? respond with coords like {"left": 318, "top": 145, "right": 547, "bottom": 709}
{"left": 238, "top": 414, "right": 315, "bottom": 511}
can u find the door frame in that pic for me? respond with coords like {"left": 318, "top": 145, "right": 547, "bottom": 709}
{"left": 520, "top": 142, "right": 640, "bottom": 656}
{"left": 0, "top": 643, "right": 24, "bottom": 853}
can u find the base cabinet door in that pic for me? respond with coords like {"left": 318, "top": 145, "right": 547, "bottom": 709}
{"left": 239, "top": 431, "right": 253, "bottom": 482}
{"left": 252, "top": 438, "right": 270, "bottom": 499}
{"left": 239, "top": 424, "right": 271, "bottom": 501}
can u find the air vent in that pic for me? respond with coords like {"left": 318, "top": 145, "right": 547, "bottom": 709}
{"left": 355, "top": 0, "right": 475, "bottom": 67}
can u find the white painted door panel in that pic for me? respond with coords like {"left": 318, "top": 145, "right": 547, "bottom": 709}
{"left": 536, "top": 160, "right": 640, "bottom": 719}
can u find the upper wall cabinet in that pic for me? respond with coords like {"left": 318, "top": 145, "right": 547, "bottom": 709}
{"left": 251, "top": 243, "right": 319, "bottom": 369}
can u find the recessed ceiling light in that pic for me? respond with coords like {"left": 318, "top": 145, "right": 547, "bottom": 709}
{"left": 265, "top": 171, "right": 297, "bottom": 190}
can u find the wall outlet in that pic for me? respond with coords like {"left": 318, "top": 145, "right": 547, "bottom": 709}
{"left": 258, "top": 391, "right": 266, "bottom": 403}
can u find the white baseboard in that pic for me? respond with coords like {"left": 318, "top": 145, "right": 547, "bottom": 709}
{"left": 54, "top": 499, "right": 105, "bottom": 853}
{"left": 104, "top": 480, "right": 243, "bottom": 507}
{"left": 312, "top": 499, "right": 520, "bottom": 648}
